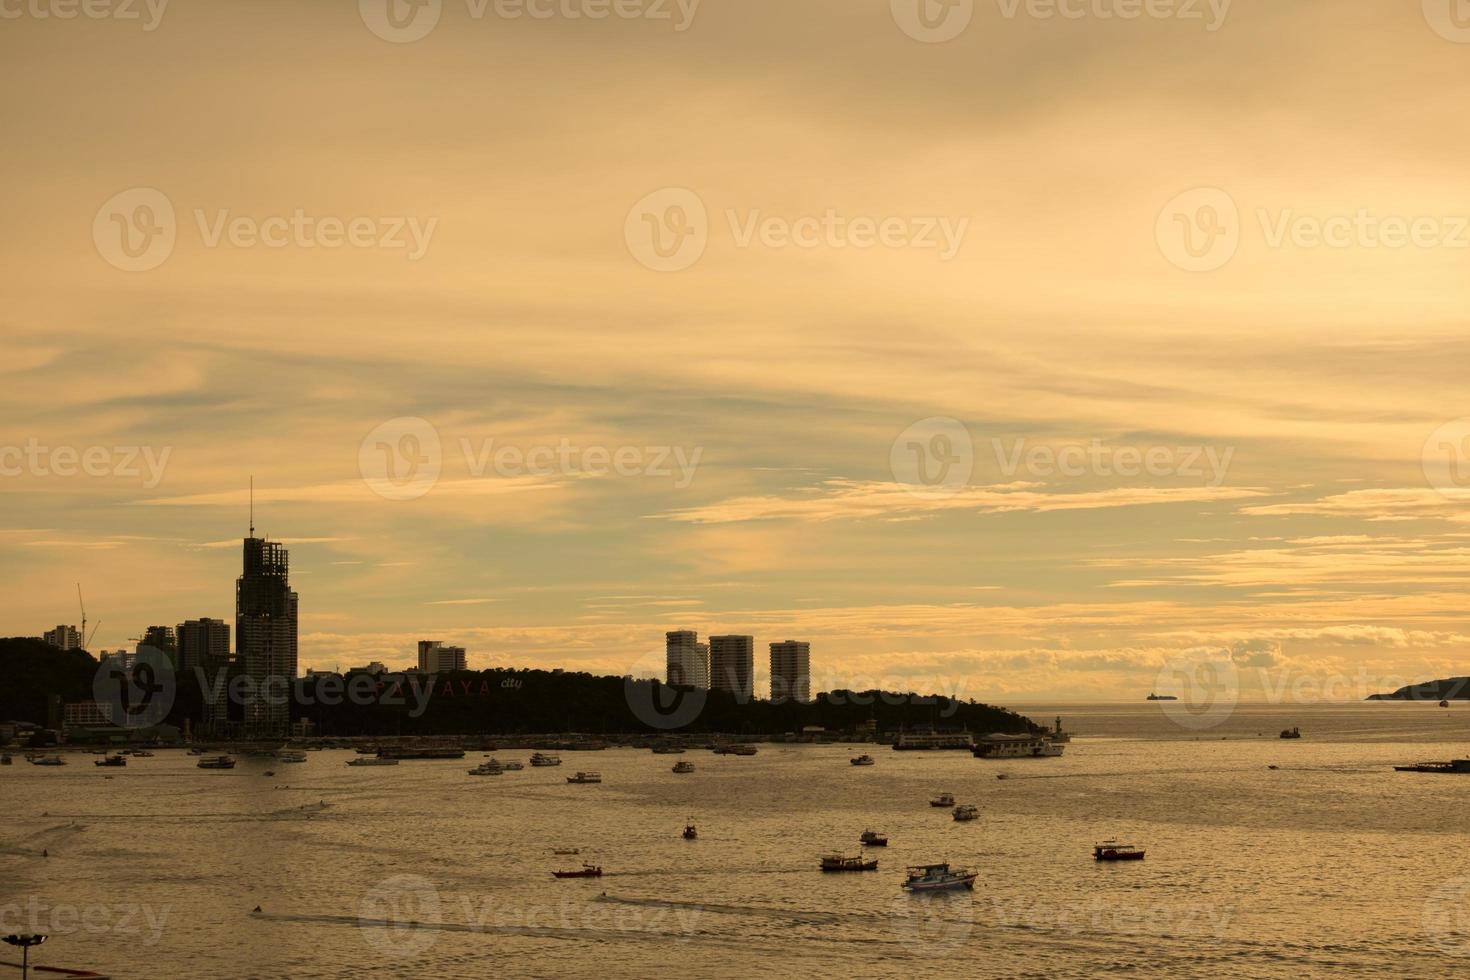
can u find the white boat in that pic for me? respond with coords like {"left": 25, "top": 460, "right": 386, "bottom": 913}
{"left": 893, "top": 731, "right": 974, "bottom": 751}
{"left": 971, "top": 733, "right": 1064, "bottom": 759}
{"left": 197, "top": 755, "right": 236, "bottom": 770}
{"left": 566, "top": 771, "right": 602, "bottom": 784}
{"left": 346, "top": 757, "right": 400, "bottom": 767}
{"left": 952, "top": 804, "right": 979, "bottom": 822}
{"left": 902, "top": 863, "right": 978, "bottom": 892}
{"left": 468, "top": 762, "right": 504, "bottom": 776}
{"left": 29, "top": 755, "right": 65, "bottom": 766}
{"left": 530, "top": 752, "right": 562, "bottom": 767}
{"left": 850, "top": 754, "right": 876, "bottom": 766}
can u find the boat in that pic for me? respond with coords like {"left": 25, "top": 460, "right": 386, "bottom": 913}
{"left": 529, "top": 752, "right": 562, "bottom": 767}
{"left": 683, "top": 818, "right": 697, "bottom": 840}
{"left": 197, "top": 755, "right": 237, "bottom": 769}
{"left": 264, "top": 770, "right": 276, "bottom": 777}
{"left": 952, "top": 804, "right": 979, "bottom": 821}
{"left": 651, "top": 745, "right": 686, "bottom": 755}
{"left": 971, "top": 733, "right": 1064, "bottom": 759}
{"left": 468, "top": 762, "right": 504, "bottom": 776}
{"left": 712, "top": 744, "right": 758, "bottom": 756}
{"left": 1093, "top": 840, "right": 1146, "bottom": 861}
{"left": 551, "top": 847, "right": 580, "bottom": 855}
{"left": 94, "top": 754, "right": 127, "bottom": 767}
{"left": 552, "top": 863, "right": 603, "bottom": 879}
{"left": 929, "top": 792, "right": 955, "bottom": 807}
{"left": 1280, "top": 727, "right": 1302, "bottom": 740}
{"left": 566, "top": 771, "right": 602, "bottom": 784}
{"left": 1146, "top": 693, "right": 1178, "bottom": 701}
{"left": 892, "top": 731, "right": 974, "bottom": 751}
{"left": 820, "top": 854, "right": 879, "bottom": 872}
{"left": 860, "top": 829, "right": 888, "bottom": 847}
{"left": 1440, "top": 700, "right": 1451, "bottom": 708}
{"left": 276, "top": 751, "right": 307, "bottom": 763}
{"left": 347, "top": 757, "right": 400, "bottom": 766}
{"left": 672, "top": 760, "right": 696, "bottom": 773}
{"left": 377, "top": 746, "right": 466, "bottom": 760}
{"left": 850, "top": 754, "right": 876, "bottom": 766}
{"left": 30, "top": 755, "right": 65, "bottom": 766}
{"left": 902, "top": 863, "right": 977, "bottom": 892}
{"left": 0, "top": 753, "right": 11, "bottom": 765}
{"left": 131, "top": 750, "right": 154, "bottom": 758}
{"left": 1393, "top": 759, "right": 1470, "bottom": 774}
{"left": 498, "top": 760, "right": 524, "bottom": 771}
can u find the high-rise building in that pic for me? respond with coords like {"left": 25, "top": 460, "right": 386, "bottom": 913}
{"left": 177, "top": 618, "right": 230, "bottom": 673}
{"left": 769, "top": 640, "right": 811, "bottom": 704}
{"left": 237, "top": 534, "right": 298, "bottom": 739}
{"left": 665, "top": 630, "right": 709, "bottom": 689}
{"left": 138, "top": 625, "right": 177, "bottom": 667}
{"left": 709, "top": 635, "right": 755, "bottom": 701}
{"left": 43, "top": 625, "right": 82, "bottom": 650}
{"left": 417, "top": 640, "right": 467, "bottom": 673}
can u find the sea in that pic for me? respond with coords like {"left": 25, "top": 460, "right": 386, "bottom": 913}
{"left": 3, "top": 701, "right": 1468, "bottom": 979}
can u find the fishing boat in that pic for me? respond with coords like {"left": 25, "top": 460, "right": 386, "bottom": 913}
{"left": 1093, "top": 840, "right": 1146, "bottom": 861}
{"left": 683, "top": 818, "right": 698, "bottom": 840}
{"left": 902, "top": 863, "right": 977, "bottom": 891}
{"left": 930, "top": 792, "right": 955, "bottom": 807}
{"left": 952, "top": 804, "right": 979, "bottom": 822}
{"left": 672, "top": 760, "right": 696, "bottom": 773}
{"left": 566, "top": 771, "right": 602, "bottom": 784}
{"left": 1280, "top": 727, "right": 1302, "bottom": 739}
{"left": 860, "top": 829, "right": 888, "bottom": 847}
{"left": 552, "top": 863, "right": 603, "bottom": 879}
{"left": 347, "top": 757, "right": 399, "bottom": 766}
{"left": 94, "top": 754, "right": 127, "bottom": 767}
{"left": 821, "top": 854, "right": 879, "bottom": 872}
{"left": 530, "top": 752, "right": 562, "bottom": 767}
{"left": 197, "top": 755, "right": 237, "bottom": 770}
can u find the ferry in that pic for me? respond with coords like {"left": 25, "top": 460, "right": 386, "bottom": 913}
{"left": 1393, "top": 759, "right": 1470, "bottom": 774}
{"left": 820, "top": 854, "right": 879, "bottom": 872}
{"left": 347, "top": 757, "right": 399, "bottom": 766}
{"left": 197, "top": 755, "right": 237, "bottom": 770}
{"left": 860, "top": 829, "right": 888, "bottom": 847}
{"left": 902, "top": 863, "right": 977, "bottom": 892}
{"left": 1093, "top": 840, "right": 1146, "bottom": 861}
{"left": 530, "top": 752, "right": 562, "bottom": 767}
{"left": 566, "top": 771, "right": 602, "bottom": 784}
{"left": 952, "top": 804, "right": 979, "bottom": 822}
{"left": 929, "top": 792, "right": 956, "bottom": 807}
{"left": 1146, "top": 693, "right": 1178, "bottom": 701}
{"left": 672, "top": 761, "right": 696, "bottom": 773}
{"left": 552, "top": 863, "right": 603, "bottom": 879}
{"left": 850, "top": 754, "right": 876, "bottom": 766}
{"left": 971, "top": 733, "right": 1064, "bottom": 759}
{"left": 892, "top": 731, "right": 974, "bottom": 751}
{"left": 94, "top": 754, "right": 127, "bottom": 767}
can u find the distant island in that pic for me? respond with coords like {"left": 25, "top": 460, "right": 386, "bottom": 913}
{"left": 1365, "top": 676, "right": 1470, "bottom": 701}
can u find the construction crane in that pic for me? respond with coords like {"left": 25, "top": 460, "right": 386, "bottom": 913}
{"left": 77, "top": 583, "right": 102, "bottom": 649}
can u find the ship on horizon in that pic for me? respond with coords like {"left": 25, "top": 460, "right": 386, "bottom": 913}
{"left": 1146, "top": 693, "right": 1178, "bottom": 701}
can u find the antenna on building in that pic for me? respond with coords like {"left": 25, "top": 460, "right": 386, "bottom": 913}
{"left": 249, "top": 476, "right": 255, "bottom": 537}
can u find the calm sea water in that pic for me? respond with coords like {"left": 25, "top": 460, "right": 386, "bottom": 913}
{"left": 3, "top": 702, "right": 1469, "bottom": 979}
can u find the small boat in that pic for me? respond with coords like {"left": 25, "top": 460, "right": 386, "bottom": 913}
{"left": 264, "top": 770, "right": 276, "bottom": 777}
{"left": 197, "top": 755, "right": 237, "bottom": 770}
{"left": 952, "top": 804, "right": 979, "bottom": 822}
{"left": 30, "top": 755, "right": 66, "bottom": 766}
{"left": 530, "top": 752, "right": 562, "bottom": 767}
{"left": 821, "top": 854, "right": 879, "bottom": 872}
{"left": 131, "top": 750, "right": 154, "bottom": 758}
{"left": 566, "top": 771, "right": 602, "bottom": 784}
{"left": 929, "top": 793, "right": 955, "bottom": 807}
{"left": 996, "top": 773, "right": 1010, "bottom": 780}
{"left": 860, "top": 829, "right": 888, "bottom": 847}
{"left": 552, "top": 863, "right": 603, "bottom": 879}
{"left": 1093, "top": 840, "right": 1146, "bottom": 861}
{"left": 551, "top": 847, "right": 580, "bottom": 855}
{"left": 850, "top": 754, "right": 875, "bottom": 766}
{"left": 902, "top": 863, "right": 977, "bottom": 891}
{"left": 1440, "top": 700, "right": 1450, "bottom": 708}
{"left": 672, "top": 760, "right": 696, "bottom": 773}
{"left": 347, "top": 757, "right": 400, "bottom": 766}
{"left": 94, "top": 754, "right": 127, "bottom": 767}
{"left": 1280, "top": 727, "right": 1302, "bottom": 739}
{"left": 683, "top": 819, "right": 698, "bottom": 840}
{"left": 276, "top": 751, "right": 307, "bottom": 763}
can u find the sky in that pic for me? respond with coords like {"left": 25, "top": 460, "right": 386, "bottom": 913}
{"left": 2, "top": 0, "right": 1468, "bottom": 702}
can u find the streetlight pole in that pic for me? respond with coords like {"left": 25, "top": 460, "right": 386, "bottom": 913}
{"left": 2, "top": 935, "right": 48, "bottom": 980}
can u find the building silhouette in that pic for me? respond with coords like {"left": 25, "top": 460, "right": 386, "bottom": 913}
{"left": 43, "top": 625, "right": 82, "bottom": 650}
{"left": 769, "top": 640, "right": 811, "bottom": 704}
{"left": 709, "top": 635, "right": 754, "bottom": 701}
{"left": 237, "top": 534, "right": 298, "bottom": 739}
{"left": 177, "top": 618, "right": 230, "bottom": 673}
{"left": 665, "top": 630, "right": 709, "bottom": 689}
{"left": 417, "top": 640, "right": 467, "bottom": 673}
